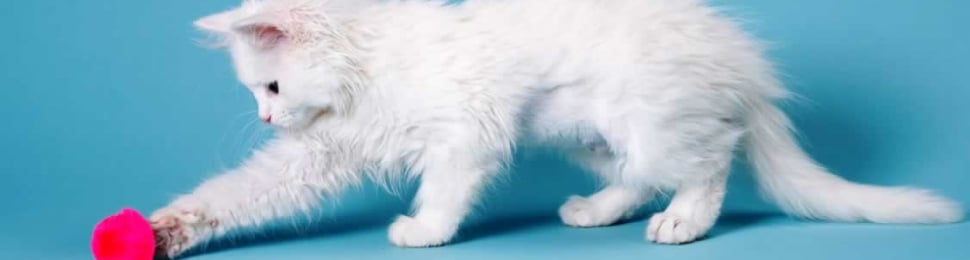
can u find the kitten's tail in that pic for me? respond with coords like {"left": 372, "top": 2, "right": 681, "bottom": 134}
{"left": 744, "top": 99, "right": 963, "bottom": 224}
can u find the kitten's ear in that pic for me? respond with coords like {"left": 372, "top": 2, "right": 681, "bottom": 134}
{"left": 231, "top": 15, "right": 289, "bottom": 50}
{"left": 194, "top": 9, "right": 241, "bottom": 33}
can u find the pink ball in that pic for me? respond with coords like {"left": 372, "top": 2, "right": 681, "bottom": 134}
{"left": 91, "top": 208, "right": 156, "bottom": 260}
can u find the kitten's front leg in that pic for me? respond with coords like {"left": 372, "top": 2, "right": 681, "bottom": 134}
{"left": 388, "top": 145, "right": 505, "bottom": 247}
{"left": 151, "top": 138, "right": 353, "bottom": 258}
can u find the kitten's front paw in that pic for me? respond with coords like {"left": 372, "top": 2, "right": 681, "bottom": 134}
{"left": 150, "top": 205, "right": 217, "bottom": 258}
{"left": 646, "top": 212, "right": 702, "bottom": 244}
{"left": 388, "top": 215, "right": 453, "bottom": 247}
{"left": 559, "top": 195, "right": 612, "bottom": 227}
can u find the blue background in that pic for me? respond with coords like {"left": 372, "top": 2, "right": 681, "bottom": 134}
{"left": 2, "top": 0, "right": 967, "bottom": 259}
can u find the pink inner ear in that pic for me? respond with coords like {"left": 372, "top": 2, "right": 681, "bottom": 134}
{"left": 250, "top": 25, "right": 286, "bottom": 49}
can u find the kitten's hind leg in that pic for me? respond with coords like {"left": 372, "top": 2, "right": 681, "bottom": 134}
{"left": 646, "top": 172, "right": 727, "bottom": 244}
{"left": 560, "top": 185, "right": 653, "bottom": 227}
{"left": 593, "top": 110, "right": 736, "bottom": 244}
{"left": 560, "top": 145, "right": 654, "bottom": 228}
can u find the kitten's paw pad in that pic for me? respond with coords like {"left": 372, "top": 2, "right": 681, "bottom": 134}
{"left": 559, "top": 196, "right": 610, "bottom": 227}
{"left": 150, "top": 208, "right": 211, "bottom": 258}
{"left": 388, "top": 215, "right": 453, "bottom": 247}
{"left": 646, "top": 212, "right": 701, "bottom": 244}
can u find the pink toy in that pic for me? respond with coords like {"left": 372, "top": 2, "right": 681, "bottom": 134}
{"left": 91, "top": 208, "right": 156, "bottom": 260}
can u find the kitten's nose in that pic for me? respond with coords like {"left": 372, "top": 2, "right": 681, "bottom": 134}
{"left": 261, "top": 116, "right": 272, "bottom": 123}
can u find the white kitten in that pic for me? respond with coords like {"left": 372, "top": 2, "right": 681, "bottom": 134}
{"left": 151, "top": 0, "right": 963, "bottom": 258}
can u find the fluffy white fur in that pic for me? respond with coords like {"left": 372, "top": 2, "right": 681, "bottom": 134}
{"left": 151, "top": 0, "right": 963, "bottom": 257}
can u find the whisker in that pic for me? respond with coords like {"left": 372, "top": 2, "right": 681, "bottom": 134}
{"left": 239, "top": 119, "right": 262, "bottom": 159}
{"left": 229, "top": 115, "right": 261, "bottom": 163}
{"left": 216, "top": 110, "right": 258, "bottom": 169}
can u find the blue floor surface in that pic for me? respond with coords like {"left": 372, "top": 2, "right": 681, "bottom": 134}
{"left": 3, "top": 209, "right": 967, "bottom": 259}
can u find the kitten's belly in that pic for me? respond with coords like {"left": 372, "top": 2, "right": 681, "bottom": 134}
{"left": 520, "top": 82, "right": 604, "bottom": 149}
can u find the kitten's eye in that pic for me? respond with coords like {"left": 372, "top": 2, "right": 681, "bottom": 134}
{"left": 267, "top": 81, "right": 279, "bottom": 94}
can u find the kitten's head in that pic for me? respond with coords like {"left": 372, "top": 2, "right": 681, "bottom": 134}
{"left": 195, "top": 1, "right": 363, "bottom": 130}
